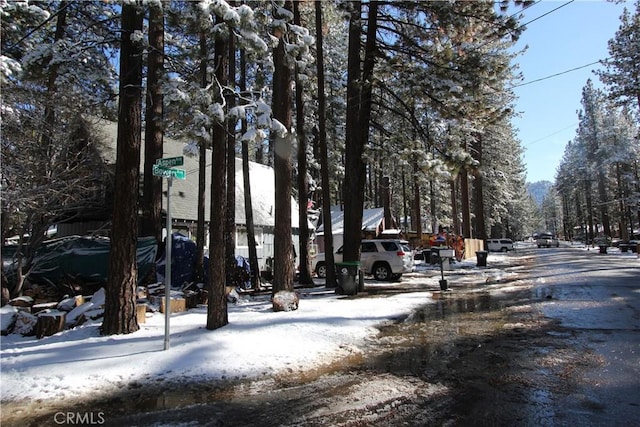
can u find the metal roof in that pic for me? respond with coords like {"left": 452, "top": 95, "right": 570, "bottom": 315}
{"left": 95, "top": 118, "right": 299, "bottom": 227}
{"left": 316, "top": 206, "right": 385, "bottom": 235}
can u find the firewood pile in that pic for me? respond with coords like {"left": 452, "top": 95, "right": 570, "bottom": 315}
{"left": 2, "top": 289, "right": 106, "bottom": 338}
{"left": 2, "top": 281, "right": 237, "bottom": 338}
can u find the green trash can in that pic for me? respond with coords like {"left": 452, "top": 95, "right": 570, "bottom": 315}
{"left": 335, "top": 261, "right": 360, "bottom": 295}
{"left": 476, "top": 250, "right": 488, "bottom": 267}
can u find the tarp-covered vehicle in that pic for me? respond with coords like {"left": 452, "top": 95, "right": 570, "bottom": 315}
{"left": 2, "top": 236, "right": 158, "bottom": 296}
{"left": 2, "top": 232, "right": 255, "bottom": 300}
{"left": 154, "top": 233, "right": 253, "bottom": 290}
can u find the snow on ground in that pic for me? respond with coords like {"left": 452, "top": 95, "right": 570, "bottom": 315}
{"left": 0, "top": 282, "right": 431, "bottom": 403}
{"left": 1, "top": 244, "right": 636, "bottom": 403}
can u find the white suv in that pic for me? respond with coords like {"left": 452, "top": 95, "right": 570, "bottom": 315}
{"left": 536, "top": 233, "right": 559, "bottom": 248}
{"left": 486, "top": 239, "right": 514, "bottom": 252}
{"left": 312, "top": 239, "right": 414, "bottom": 281}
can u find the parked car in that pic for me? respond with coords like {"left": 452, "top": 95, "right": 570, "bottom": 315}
{"left": 536, "top": 233, "right": 559, "bottom": 248}
{"left": 486, "top": 238, "right": 514, "bottom": 252}
{"left": 312, "top": 239, "right": 413, "bottom": 281}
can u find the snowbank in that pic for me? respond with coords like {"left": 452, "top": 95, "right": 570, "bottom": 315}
{"left": 0, "top": 279, "right": 435, "bottom": 402}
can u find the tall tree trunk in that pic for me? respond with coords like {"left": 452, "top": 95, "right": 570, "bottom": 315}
{"left": 241, "top": 139, "right": 260, "bottom": 289}
{"left": 472, "top": 136, "right": 487, "bottom": 241}
{"left": 451, "top": 177, "right": 460, "bottom": 236}
{"left": 382, "top": 176, "right": 391, "bottom": 230}
{"left": 401, "top": 170, "right": 408, "bottom": 234}
{"left": 294, "top": 1, "right": 313, "bottom": 286}
{"left": 562, "top": 194, "right": 571, "bottom": 240}
{"left": 616, "top": 162, "right": 628, "bottom": 241}
{"left": 315, "top": 0, "right": 336, "bottom": 288}
{"left": 597, "top": 165, "right": 611, "bottom": 237}
{"left": 635, "top": 160, "right": 640, "bottom": 238}
{"left": 225, "top": 28, "right": 237, "bottom": 283}
{"left": 344, "top": 0, "right": 378, "bottom": 262}
{"left": 271, "top": 1, "right": 295, "bottom": 295}
{"left": 460, "top": 168, "right": 471, "bottom": 238}
{"left": 429, "top": 181, "right": 437, "bottom": 234}
{"left": 141, "top": 2, "right": 164, "bottom": 243}
{"left": 194, "top": 30, "right": 208, "bottom": 283}
{"left": 585, "top": 178, "right": 595, "bottom": 245}
{"left": 372, "top": 163, "right": 379, "bottom": 207}
{"left": 343, "top": 0, "right": 363, "bottom": 262}
{"left": 103, "top": 2, "right": 144, "bottom": 336}
{"left": 474, "top": 170, "right": 487, "bottom": 241}
{"left": 16, "top": 0, "right": 67, "bottom": 297}
{"left": 575, "top": 193, "right": 584, "bottom": 242}
{"left": 195, "top": 139, "right": 207, "bottom": 282}
{"left": 357, "top": 0, "right": 378, "bottom": 227}
{"left": 206, "top": 16, "right": 229, "bottom": 330}
{"left": 41, "top": 1, "right": 67, "bottom": 148}
{"left": 239, "top": 50, "right": 261, "bottom": 290}
{"left": 412, "top": 162, "right": 422, "bottom": 238}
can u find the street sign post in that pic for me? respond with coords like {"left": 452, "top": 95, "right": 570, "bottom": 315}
{"left": 163, "top": 175, "right": 172, "bottom": 351}
{"left": 152, "top": 157, "right": 186, "bottom": 351}
{"left": 156, "top": 156, "right": 184, "bottom": 168}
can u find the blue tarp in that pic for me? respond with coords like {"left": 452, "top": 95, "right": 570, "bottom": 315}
{"left": 156, "top": 233, "right": 198, "bottom": 288}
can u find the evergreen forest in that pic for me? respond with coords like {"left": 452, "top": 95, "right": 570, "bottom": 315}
{"left": 2, "top": 1, "right": 638, "bottom": 333}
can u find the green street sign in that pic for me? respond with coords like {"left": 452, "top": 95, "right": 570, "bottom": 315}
{"left": 156, "top": 156, "right": 184, "bottom": 168}
{"left": 153, "top": 164, "right": 186, "bottom": 180}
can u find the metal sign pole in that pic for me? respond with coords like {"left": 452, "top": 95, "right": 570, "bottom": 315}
{"left": 164, "top": 176, "right": 172, "bottom": 351}
{"left": 153, "top": 157, "right": 185, "bottom": 351}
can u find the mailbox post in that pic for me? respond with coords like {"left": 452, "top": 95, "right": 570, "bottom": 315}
{"left": 436, "top": 247, "right": 455, "bottom": 291}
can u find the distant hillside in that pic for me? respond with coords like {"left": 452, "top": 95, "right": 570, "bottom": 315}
{"left": 527, "top": 181, "right": 553, "bottom": 206}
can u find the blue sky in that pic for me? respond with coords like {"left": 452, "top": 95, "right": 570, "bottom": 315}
{"left": 508, "top": 0, "right": 631, "bottom": 184}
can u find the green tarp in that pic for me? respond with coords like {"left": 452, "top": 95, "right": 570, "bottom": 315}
{"left": 2, "top": 236, "right": 157, "bottom": 292}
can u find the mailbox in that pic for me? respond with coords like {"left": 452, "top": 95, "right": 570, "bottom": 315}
{"left": 434, "top": 247, "right": 454, "bottom": 291}
{"left": 438, "top": 248, "right": 455, "bottom": 258}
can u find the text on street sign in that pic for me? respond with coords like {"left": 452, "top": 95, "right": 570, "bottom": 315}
{"left": 153, "top": 164, "right": 186, "bottom": 180}
{"left": 156, "top": 156, "right": 184, "bottom": 168}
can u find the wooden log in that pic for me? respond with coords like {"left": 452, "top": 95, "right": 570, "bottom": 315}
{"left": 35, "top": 311, "right": 66, "bottom": 339}
{"left": 8, "top": 296, "right": 34, "bottom": 308}
{"left": 1, "top": 287, "right": 10, "bottom": 306}
{"left": 151, "top": 296, "right": 186, "bottom": 314}
{"left": 32, "top": 302, "right": 58, "bottom": 314}
{"left": 184, "top": 291, "right": 200, "bottom": 309}
{"left": 199, "top": 289, "right": 208, "bottom": 306}
{"left": 136, "top": 303, "right": 147, "bottom": 324}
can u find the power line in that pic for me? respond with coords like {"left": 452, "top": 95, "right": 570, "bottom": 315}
{"left": 504, "top": 1, "right": 584, "bottom": 89}
{"left": 510, "top": 59, "right": 607, "bottom": 89}
{"left": 523, "top": 122, "right": 578, "bottom": 147}
{"left": 518, "top": 0, "right": 575, "bottom": 28}
{"left": 508, "top": 0, "right": 542, "bottom": 19}
{"left": 471, "top": 1, "right": 543, "bottom": 52}
{"left": 474, "top": 1, "right": 568, "bottom": 56}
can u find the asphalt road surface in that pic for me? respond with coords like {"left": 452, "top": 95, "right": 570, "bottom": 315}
{"left": 15, "top": 244, "right": 640, "bottom": 426}
{"left": 530, "top": 245, "right": 640, "bottom": 425}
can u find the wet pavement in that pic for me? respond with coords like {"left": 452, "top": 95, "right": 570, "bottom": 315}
{"left": 7, "top": 245, "right": 640, "bottom": 426}
{"left": 531, "top": 248, "right": 640, "bottom": 426}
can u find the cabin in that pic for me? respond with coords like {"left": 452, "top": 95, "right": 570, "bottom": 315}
{"left": 313, "top": 206, "right": 400, "bottom": 253}
{"left": 56, "top": 118, "right": 306, "bottom": 273}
